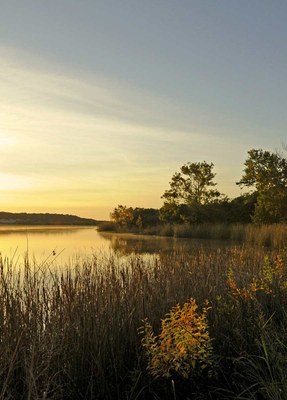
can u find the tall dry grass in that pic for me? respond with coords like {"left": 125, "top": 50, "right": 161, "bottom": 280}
{"left": 100, "top": 221, "right": 287, "bottom": 248}
{"left": 161, "top": 223, "right": 287, "bottom": 248}
{"left": 0, "top": 246, "right": 286, "bottom": 399}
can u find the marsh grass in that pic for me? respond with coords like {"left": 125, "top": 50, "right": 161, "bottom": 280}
{"left": 100, "top": 222, "right": 287, "bottom": 248}
{"left": 155, "top": 223, "right": 287, "bottom": 249}
{"left": 0, "top": 246, "right": 286, "bottom": 399}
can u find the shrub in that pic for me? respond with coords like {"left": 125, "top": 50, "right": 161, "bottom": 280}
{"left": 140, "top": 298, "right": 214, "bottom": 380}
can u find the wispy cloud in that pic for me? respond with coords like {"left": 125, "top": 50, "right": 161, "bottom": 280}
{"left": 0, "top": 47, "right": 245, "bottom": 217}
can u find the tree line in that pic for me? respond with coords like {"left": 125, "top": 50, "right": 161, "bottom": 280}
{"left": 110, "top": 148, "right": 287, "bottom": 229}
{"left": 0, "top": 212, "right": 97, "bottom": 226}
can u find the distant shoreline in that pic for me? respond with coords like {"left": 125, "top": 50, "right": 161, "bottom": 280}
{"left": 0, "top": 212, "right": 98, "bottom": 226}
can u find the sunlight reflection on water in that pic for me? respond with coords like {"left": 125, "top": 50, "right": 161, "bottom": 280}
{"left": 0, "top": 225, "right": 237, "bottom": 265}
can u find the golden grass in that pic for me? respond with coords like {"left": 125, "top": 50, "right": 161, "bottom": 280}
{"left": 101, "top": 222, "right": 287, "bottom": 249}
{"left": 0, "top": 245, "right": 286, "bottom": 399}
{"left": 163, "top": 223, "right": 287, "bottom": 248}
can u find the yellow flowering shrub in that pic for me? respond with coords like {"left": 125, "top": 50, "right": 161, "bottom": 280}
{"left": 140, "top": 298, "right": 214, "bottom": 379}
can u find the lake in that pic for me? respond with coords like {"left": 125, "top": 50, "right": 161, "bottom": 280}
{"left": 0, "top": 225, "right": 234, "bottom": 265}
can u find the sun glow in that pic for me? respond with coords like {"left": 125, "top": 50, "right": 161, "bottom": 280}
{"left": 0, "top": 130, "right": 15, "bottom": 146}
{"left": 0, "top": 173, "right": 34, "bottom": 191}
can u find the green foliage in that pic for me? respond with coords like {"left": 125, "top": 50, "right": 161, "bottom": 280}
{"left": 158, "top": 149, "right": 287, "bottom": 225}
{"left": 238, "top": 149, "right": 287, "bottom": 223}
{"left": 237, "top": 149, "right": 287, "bottom": 191}
{"left": 110, "top": 205, "right": 134, "bottom": 227}
{"left": 160, "top": 202, "right": 204, "bottom": 224}
{"left": 228, "top": 193, "right": 257, "bottom": 223}
{"left": 110, "top": 205, "right": 160, "bottom": 230}
{"left": 159, "top": 159, "right": 257, "bottom": 225}
{"left": 162, "top": 161, "right": 221, "bottom": 207}
{"left": 160, "top": 161, "right": 228, "bottom": 224}
{"left": 253, "top": 189, "right": 287, "bottom": 224}
{"left": 133, "top": 207, "right": 160, "bottom": 228}
{"left": 140, "top": 299, "right": 214, "bottom": 380}
{"left": 110, "top": 149, "right": 287, "bottom": 228}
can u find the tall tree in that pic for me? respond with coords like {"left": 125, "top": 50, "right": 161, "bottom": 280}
{"left": 162, "top": 161, "right": 221, "bottom": 206}
{"left": 237, "top": 149, "right": 287, "bottom": 223}
{"left": 160, "top": 162, "right": 223, "bottom": 224}
{"left": 110, "top": 205, "right": 134, "bottom": 227}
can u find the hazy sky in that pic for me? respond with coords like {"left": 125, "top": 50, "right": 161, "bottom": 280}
{"left": 1, "top": 1, "right": 286, "bottom": 219}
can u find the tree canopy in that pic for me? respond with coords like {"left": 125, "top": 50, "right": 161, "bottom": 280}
{"left": 160, "top": 162, "right": 226, "bottom": 224}
{"left": 237, "top": 149, "right": 287, "bottom": 223}
{"left": 110, "top": 205, "right": 134, "bottom": 228}
{"left": 110, "top": 205, "right": 160, "bottom": 229}
{"left": 109, "top": 149, "right": 287, "bottom": 229}
{"left": 161, "top": 161, "right": 221, "bottom": 206}
{"left": 237, "top": 149, "right": 287, "bottom": 192}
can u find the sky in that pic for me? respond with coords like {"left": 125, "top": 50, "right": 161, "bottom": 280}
{"left": 0, "top": 1, "right": 286, "bottom": 220}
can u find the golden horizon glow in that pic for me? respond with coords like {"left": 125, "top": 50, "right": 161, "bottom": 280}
{"left": 0, "top": 44, "right": 282, "bottom": 220}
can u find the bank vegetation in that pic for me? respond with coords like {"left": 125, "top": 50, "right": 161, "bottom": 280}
{"left": 0, "top": 246, "right": 287, "bottom": 399}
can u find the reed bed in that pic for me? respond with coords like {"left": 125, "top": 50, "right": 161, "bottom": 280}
{"left": 166, "top": 223, "right": 287, "bottom": 248}
{"left": 100, "top": 222, "right": 287, "bottom": 249}
{"left": 0, "top": 246, "right": 286, "bottom": 399}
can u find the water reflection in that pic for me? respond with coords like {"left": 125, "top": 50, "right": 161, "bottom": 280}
{"left": 0, "top": 226, "right": 83, "bottom": 236}
{"left": 98, "top": 231, "right": 235, "bottom": 256}
{"left": 0, "top": 226, "right": 102, "bottom": 263}
{"left": 0, "top": 225, "right": 238, "bottom": 263}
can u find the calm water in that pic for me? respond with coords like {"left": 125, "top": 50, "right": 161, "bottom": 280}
{"left": 0, "top": 225, "right": 233, "bottom": 265}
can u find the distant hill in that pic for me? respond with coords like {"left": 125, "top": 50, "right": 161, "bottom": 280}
{"left": 0, "top": 212, "right": 98, "bottom": 226}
